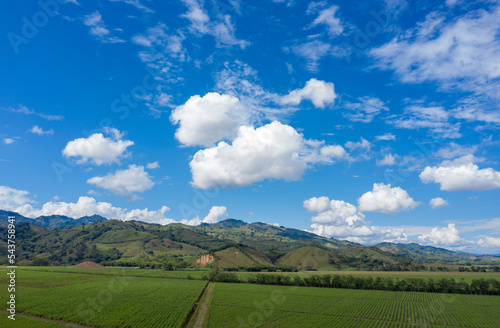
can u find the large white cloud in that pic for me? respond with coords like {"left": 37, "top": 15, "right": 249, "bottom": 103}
{"left": 418, "top": 224, "right": 464, "bottom": 246}
{"left": 358, "top": 183, "right": 421, "bottom": 214}
{"left": 281, "top": 78, "right": 336, "bottom": 108}
{"left": 420, "top": 155, "right": 500, "bottom": 191}
{"left": 189, "top": 121, "right": 346, "bottom": 189}
{"left": 62, "top": 129, "right": 134, "bottom": 165}
{"left": 87, "top": 165, "right": 155, "bottom": 198}
{"left": 170, "top": 93, "right": 244, "bottom": 147}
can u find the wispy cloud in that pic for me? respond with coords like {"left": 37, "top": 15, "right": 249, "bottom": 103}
{"left": 371, "top": 5, "right": 500, "bottom": 100}
{"left": 180, "top": 0, "right": 249, "bottom": 49}
{"left": 28, "top": 125, "right": 54, "bottom": 136}
{"left": 3, "top": 105, "right": 64, "bottom": 121}
{"left": 343, "top": 97, "right": 389, "bottom": 123}
{"left": 83, "top": 11, "right": 125, "bottom": 43}
{"left": 109, "top": 0, "right": 154, "bottom": 13}
{"left": 388, "top": 105, "right": 461, "bottom": 139}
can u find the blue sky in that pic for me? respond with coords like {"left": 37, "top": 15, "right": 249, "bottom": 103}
{"left": 1, "top": 0, "right": 500, "bottom": 254}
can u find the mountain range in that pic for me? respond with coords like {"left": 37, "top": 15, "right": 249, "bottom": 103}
{"left": 1, "top": 210, "right": 498, "bottom": 269}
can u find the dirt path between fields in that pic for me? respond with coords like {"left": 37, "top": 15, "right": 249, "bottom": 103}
{"left": 0, "top": 309, "right": 96, "bottom": 327}
{"left": 185, "top": 282, "right": 216, "bottom": 328}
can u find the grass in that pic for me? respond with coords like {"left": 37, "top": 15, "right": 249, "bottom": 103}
{"left": 0, "top": 270, "right": 207, "bottom": 328}
{"left": 208, "top": 283, "right": 500, "bottom": 327}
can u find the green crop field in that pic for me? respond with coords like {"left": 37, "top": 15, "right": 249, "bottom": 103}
{"left": 14, "top": 266, "right": 500, "bottom": 284}
{"left": 1, "top": 268, "right": 499, "bottom": 327}
{"left": 0, "top": 270, "right": 207, "bottom": 328}
{"left": 14, "top": 266, "right": 209, "bottom": 280}
{"left": 208, "top": 283, "right": 500, "bottom": 328}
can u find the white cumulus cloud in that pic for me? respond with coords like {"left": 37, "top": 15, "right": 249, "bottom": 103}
{"left": 478, "top": 236, "right": 500, "bottom": 248}
{"left": 304, "top": 196, "right": 408, "bottom": 243}
{"left": 0, "top": 186, "right": 228, "bottom": 226}
{"left": 170, "top": 93, "right": 245, "bottom": 147}
{"left": 420, "top": 155, "right": 500, "bottom": 191}
{"left": 377, "top": 154, "right": 398, "bottom": 166}
{"left": 358, "top": 183, "right": 421, "bottom": 214}
{"left": 202, "top": 206, "right": 228, "bottom": 223}
{"left": 418, "top": 224, "right": 465, "bottom": 246}
{"left": 189, "top": 121, "right": 344, "bottom": 189}
{"left": 281, "top": 78, "right": 336, "bottom": 108}
{"left": 87, "top": 165, "right": 155, "bottom": 198}
{"left": 62, "top": 129, "right": 134, "bottom": 165}
{"left": 430, "top": 197, "right": 449, "bottom": 209}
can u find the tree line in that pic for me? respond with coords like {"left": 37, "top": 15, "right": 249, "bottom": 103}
{"left": 211, "top": 271, "right": 500, "bottom": 295}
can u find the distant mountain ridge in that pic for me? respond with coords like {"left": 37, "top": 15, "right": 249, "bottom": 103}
{"left": 0, "top": 210, "right": 107, "bottom": 230}
{"left": 374, "top": 242, "right": 500, "bottom": 264}
{"left": 0, "top": 210, "right": 498, "bottom": 268}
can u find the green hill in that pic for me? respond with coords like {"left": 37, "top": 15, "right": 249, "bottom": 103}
{"left": 279, "top": 246, "right": 338, "bottom": 270}
{"left": 1, "top": 210, "right": 499, "bottom": 269}
{"left": 213, "top": 246, "right": 271, "bottom": 268}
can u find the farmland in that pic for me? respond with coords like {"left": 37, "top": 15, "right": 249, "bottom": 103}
{"left": 0, "top": 270, "right": 207, "bottom": 328}
{"left": 17, "top": 265, "right": 210, "bottom": 280}
{"left": 208, "top": 283, "right": 500, "bottom": 328}
{"left": 1, "top": 268, "right": 499, "bottom": 327}
{"left": 17, "top": 266, "right": 500, "bottom": 284}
